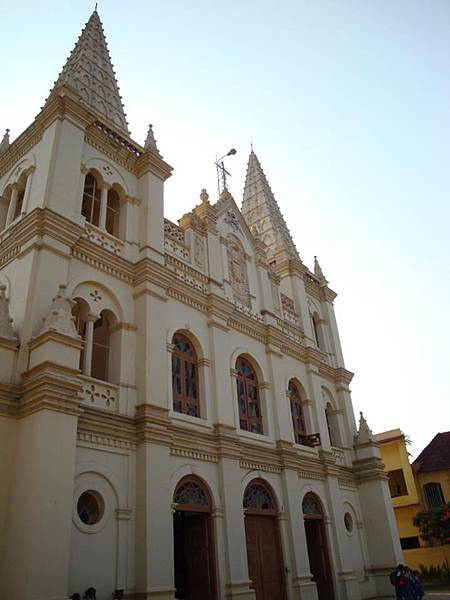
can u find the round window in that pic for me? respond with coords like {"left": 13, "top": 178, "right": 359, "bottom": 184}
{"left": 77, "top": 490, "right": 104, "bottom": 525}
{"left": 344, "top": 512, "right": 353, "bottom": 533}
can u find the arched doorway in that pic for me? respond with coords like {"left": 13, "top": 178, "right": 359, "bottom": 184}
{"left": 173, "top": 477, "right": 217, "bottom": 600}
{"left": 302, "top": 493, "right": 335, "bottom": 600}
{"left": 243, "top": 480, "right": 286, "bottom": 600}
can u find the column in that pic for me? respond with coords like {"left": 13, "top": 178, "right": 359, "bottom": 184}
{"left": 115, "top": 508, "right": 132, "bottom": 591}
{"left": 83, "top": 314, "right": 97, "bottom": 376}
{"left": 135, "top": 441, "right": 174, "bottom": 600}
{"left": 99, "top": 184, "right": 110, "bottom": 230}
{"left": 219, "top": 458, "right": 255, "bottom": 600}
{"left": 0, "top": 326, "right": 82, "bottom": 599}
{"left": 5, "top": 185, "right": 18, "bottom": 227}
{"left": 21, "top": 167, "right": 34, "bottom": 215}
{"left": 281, "top": 469, "right": 319, "bottom": 600}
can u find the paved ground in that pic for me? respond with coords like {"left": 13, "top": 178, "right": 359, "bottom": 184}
{"left": 426, "top": 594, "right": 450, "bottom": 599}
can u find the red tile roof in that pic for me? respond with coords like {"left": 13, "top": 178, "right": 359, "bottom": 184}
{"left": 413, "top": 432, "right": 450, "bottom": 473}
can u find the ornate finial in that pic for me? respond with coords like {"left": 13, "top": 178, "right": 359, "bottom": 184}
{"left": 0, "top": 129, "right": 10, "bottom": 155}
{"left": 314, "top": 255, "right": 328, "bottom": 284}
{"left": 95, "top": 2, "right": 98, "bottom": 11}
{"left": 356, "top": 411, "right": 374, "bottom": 445}
{"left": 0, "top": 285, "right": 17, "bottom": 341}
{"left": 250, "top": 142, "right": 254, "bottom": 152}
{"left": 40, "top": 284, "right": 78, "bottom": 337}
{"left": 144, "top": 123, "right": 160, "bottom": 155}
{"left": 200, "top": 189, "right": 209, "bottom": 204}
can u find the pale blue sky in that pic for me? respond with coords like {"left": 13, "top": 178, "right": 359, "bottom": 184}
{"left": 1, "top": 0, "right": 449, "bottom": 457}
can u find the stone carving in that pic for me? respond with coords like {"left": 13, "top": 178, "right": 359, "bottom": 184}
{"left": 0, "top": 285, "right": 17, "bottom": 341}
{"left": 40, "top": 284, "right": 78, "bottom": 337}
{"left": 84, "top": 224, "right": 124, "bottom": 256}
{"left": 224, "top": 209, "right": 240, "bottom": 232}
{"left": 227, "top": 236, "right": 250, "bottom": 307}
{"left": 90, "top": 290, "right": 102, "bottom": 302}
{"left": 83, "top": 383, "right": 116, "bottom": 408}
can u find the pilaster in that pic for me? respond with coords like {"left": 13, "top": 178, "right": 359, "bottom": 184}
{"left": 0, "top": 320, "right": 82, "bottom": 599}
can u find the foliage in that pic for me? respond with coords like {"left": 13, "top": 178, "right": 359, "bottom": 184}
{"left": 413, "top": 502, "right": 450, "bottom": 544}
{"left": 419, "top": 559, "right": 450, "bottom": 584}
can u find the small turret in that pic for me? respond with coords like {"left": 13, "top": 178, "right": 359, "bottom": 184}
{"left": 356, "top": 411, "right": 374, "bottom": 445}
{"left": 0, "top": 129, "right": 10, "bottom": 155}
{"left": 39, "top": 284, "right": 78, "bottom": 338}
{"left": 144, "top": 123, "right": 161, "bottom": 155}
{"left": 314, "top": 255, "right": 328, "bottom": 285}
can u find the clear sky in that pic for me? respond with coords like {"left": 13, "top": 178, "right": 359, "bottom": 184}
{"left": 1, "top": 0, "right": 449, "bottom": 458}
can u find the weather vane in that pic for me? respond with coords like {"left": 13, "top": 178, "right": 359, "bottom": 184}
{"left": 215, "top": 148, "right": 237, "bottom": 195}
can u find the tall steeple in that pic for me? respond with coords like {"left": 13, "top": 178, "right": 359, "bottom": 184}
{"left": 46, "top": 8, "right": 130, "bottom": 135}
{"left": 242, "top": 150, "right": 300, "bottom": 261}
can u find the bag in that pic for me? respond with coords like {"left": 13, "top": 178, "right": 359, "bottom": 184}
{"left": 390, "top": 570, "right": 398, "bottom": 586}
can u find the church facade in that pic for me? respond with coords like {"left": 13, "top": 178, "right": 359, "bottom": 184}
{"left": 0, "top": 10, "right": 402, "bottom": 600}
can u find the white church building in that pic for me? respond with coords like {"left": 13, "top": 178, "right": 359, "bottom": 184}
{"left": 0, "top": 9, "right": 402, "bottom": 600}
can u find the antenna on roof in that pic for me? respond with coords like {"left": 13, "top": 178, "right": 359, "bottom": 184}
{"left": 215, "top": 148, "right": 237, "bottom": 195}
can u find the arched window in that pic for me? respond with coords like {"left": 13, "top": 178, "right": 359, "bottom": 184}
{"left": 423, "top": 483, "right": 445, "bottom": 508}
{"left": 0, "top": 187, "right": 12, "bottom": 230}
{"left": 325, "top": 403, "right": 334, "bottom": 445}
{"left": 289, "top": 379, "right": 307, "bottom": 444}
{"left": 82, "top": 173, "right": 101, "bottom": 226}
{"left": 302, "top": 493, "right": 324, "bottom": 518}
{"left": 72, "top": 298, "right": 89, "bottom": 371}
{"left": 325, "top": 401, "right": 340, "bottom": 447}
{"left": 173, "top": 477, "right": 211, "bottom": 509}
{"left": 92, "top": 311, "right": 114, "bottom": 382}
{"left": 312, "top": 312, "right": 324, "bottom": 350}
{"left": 72, "top": 301, "right": 116, "bottom": 383}
{"left": 172, "top": 333, "right": 199, "bottom": 417}
{"left": 14, "top": 175, "right": 27, "bottom": 221}
{"left": 243, "top": 480, "right": 276, "bottom": 512}
{"left": 236, "top": 356, "right": 263, "bottom": 434}
{"left": 106, "top": 188, "right": 120, "bottom": 237}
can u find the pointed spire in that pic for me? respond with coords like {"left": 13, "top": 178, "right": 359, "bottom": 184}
{"left": 0, "top": 129, "right": 10, "bottom": 155}
{"left": 0, "top": 285, "right": 17, "bottom": 341}
{"left": 47, "top": 9, "right": 130, "bottom": 135}
{"left": 314, "top": 256, "right": 328, "bottom": 284}
{"left": 144, "top": 124, "right": 160, "bottom": 155}
{"left": 356, "top": 412, "right": 374, "bottom": 445}
{"left": 242, "top": 150, "right": 300, "bottom": 261}
{"left": 39, "top": 284, "right": 78, "bottom": 338}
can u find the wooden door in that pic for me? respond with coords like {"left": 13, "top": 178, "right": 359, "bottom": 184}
{"left": 245, "top": 515, "right": 286, "bottom": 600}
{"left": 174, "top": 511, "right": 216, "bottom": 600}
{"left": 305, "top": 519, "right": 335, "bottom": 600}
{"left": 185, "top": 513, "right": 214, "bottom": 599}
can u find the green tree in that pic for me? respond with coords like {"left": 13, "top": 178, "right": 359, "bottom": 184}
{"left": 413, "top": 502, "right": 450, "bottom": 544}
